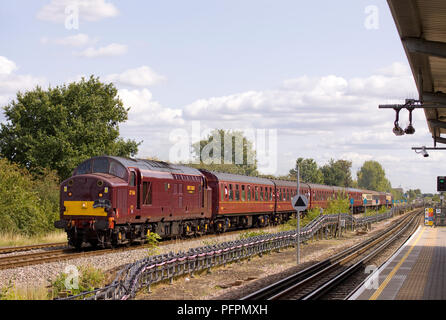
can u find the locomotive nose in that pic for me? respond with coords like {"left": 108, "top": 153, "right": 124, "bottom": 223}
{"left": 60, "top": 175, "right": 112, "bottom": 217}
{"left": 61, "top": 176, "right": 110, "bottom": 200}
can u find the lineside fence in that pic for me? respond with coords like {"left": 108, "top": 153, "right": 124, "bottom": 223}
{"left": 57, "top": 204, "right": 418, "bottom": 300}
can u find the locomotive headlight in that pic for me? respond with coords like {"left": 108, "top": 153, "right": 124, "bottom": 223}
{"left": 99, "top": 193, "right": 103, "bottom": 198}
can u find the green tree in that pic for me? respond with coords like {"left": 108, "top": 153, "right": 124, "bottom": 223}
{"left": 320, "top": 159, "right": 353, "bottom": 187}
{"left": 189, "top": 129, "right": 257, "bottom": 176}
{"left": 0, "top": 158, "right": 58, "bottom": 235}
{"left": 0, "top": 76, "right": 140, "bottom": 180}
{"left": 357, "top": 161, "right": 391, "bottom": 192}
{"left": 289, "top": 158, "right": 324, "bottom": 184}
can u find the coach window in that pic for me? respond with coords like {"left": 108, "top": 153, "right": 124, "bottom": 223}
{"left": 287, "top": 189, "right": 290, "bottom": 201}
{"left": 260, "top": 187, "right": 264, "bottom": 201}
{"left": 265, "top": 188, "right": 268, "bottom": 201}
{"left": 142, "top": 182, "right": 152, "bottom": 205}
{"left": 255, "top": 186, "right": 259, "bottom": 201}
{"left": 221, "top": 185, "right": 224, "bottom": 201}
{"left": 235, "top": 185, "right": 240, "bottom": 201}
{"left": 229, "top": 184, "right": 233, "bottom": 201}
{"left": 241, "top": 185, "right": 246, "bottom": 201}
{"left": 269, "top": 187, "right": 272, "bottom": 201}
{"left": 247, "top": 186, "right": 251, "bottom": 201}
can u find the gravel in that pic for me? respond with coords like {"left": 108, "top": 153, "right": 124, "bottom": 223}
{"left": 0, "top": 227, "right": 279, "bottom": 289}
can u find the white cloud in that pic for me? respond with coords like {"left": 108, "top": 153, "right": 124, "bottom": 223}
{"left": 105, "top": 66, "right": 166, "bottom": 88}
{"left": 183, "top": 62, "right": 417, "bottom": 131}
{"left": 41, "top": 33, "right": 96, "bottom": 47}
{"left": 0, "top": 57, "right": 47, "bottom": 111}
{"left": 118, "top": 88, "right": 183, "bottom": 127}
{"left": 76, "top": 43, "right": 128, "bottom": 58}
{"left": 0, "top": 56, "right": 17, "bottom": 75}
{"left": 37, "top": 0, "right": 119, "bottom": 23}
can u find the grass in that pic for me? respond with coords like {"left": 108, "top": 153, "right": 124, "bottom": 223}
{"left": 0, "top": 231, "right": 67, "bottom": 248}
{"left": 0, "top": 281, "right": 50, "bottom": 300}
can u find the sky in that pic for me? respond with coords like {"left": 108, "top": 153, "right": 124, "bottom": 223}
{"left": 0, "top": 0, "right": 443, "bottom": 193}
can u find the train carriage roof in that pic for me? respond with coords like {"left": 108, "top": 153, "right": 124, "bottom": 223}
{"left": 209, "top": 171, "right": 274, "bottom": 186}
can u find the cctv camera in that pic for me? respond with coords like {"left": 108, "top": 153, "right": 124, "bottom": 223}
{"left": 422, "top": 146, "right": 429, "bottom": 158}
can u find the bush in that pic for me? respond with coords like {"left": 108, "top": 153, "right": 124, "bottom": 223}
{"left": 146, "top": 231, "right": 161, "bottom": 256}
{"left": 0, "top": 158, "right": 59, "bottom": 235}
{"left": 49, "top": 265, "right": 105, "bottom": 298}
{"left": 324, "top": 192, "right": 350, "bottom": 214}
{"left": 239, "top": 230, "right": 268, "bottom": 239}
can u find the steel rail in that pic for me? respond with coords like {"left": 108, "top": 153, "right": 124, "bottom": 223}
{"left": 240, "top": 209, "right": 421, "bottom": 300}
{"left": 0, "top": 242, "right": 68, "bottom": 255}
{"left": 301, "top": 212, "right": 421, "bottom": 300}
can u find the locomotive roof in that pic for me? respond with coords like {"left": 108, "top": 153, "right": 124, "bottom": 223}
{"left": 107, "top": 156, "right": 203, "bottom": 176}
{"left": 209, "top": 171, "right": 274, "bottom": 185}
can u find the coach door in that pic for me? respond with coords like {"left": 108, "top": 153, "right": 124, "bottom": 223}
{"left": 128, "top": 168, "right": 140, "bottom": 215}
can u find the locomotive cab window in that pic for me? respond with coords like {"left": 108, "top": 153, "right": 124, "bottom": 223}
{"left": 76, "top": 160, "right": 91, "bottom": 175}
{"left": 129, "top": 172, "right": 136, "bottom": 187}
{"left": 93, "top": 158, "right": 109, "bottom": 174}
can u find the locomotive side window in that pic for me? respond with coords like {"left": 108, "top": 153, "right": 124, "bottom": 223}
{"left": 142, "top": 182, "right": 152, "bottom": 205}
{"left": 130, "top": 172, "right": 136, "bottom": 187}
{"left": 93, "top": 158, "right": 109, "bottom": 174}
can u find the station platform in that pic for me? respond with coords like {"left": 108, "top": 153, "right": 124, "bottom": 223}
{"left": 350, "top": 225, "right": 446, "bottom": 300}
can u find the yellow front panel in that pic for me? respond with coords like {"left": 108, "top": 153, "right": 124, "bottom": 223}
{"left": 64, "top": 201, "right": 107, "bottom": 216}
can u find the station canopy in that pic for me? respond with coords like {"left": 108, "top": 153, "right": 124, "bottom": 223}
{"left": 388, "top": 0, "right": 446, "bottom": 145}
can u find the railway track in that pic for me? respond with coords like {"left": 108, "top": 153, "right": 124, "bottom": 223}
{"left": 0, "top": 226, "right": 273, "bottom": 270}
{"left": 241, "top": 209, "right": 422, "bottom": 300}
{"left": 0, "top": 242, "right": 68, "bottom": 255}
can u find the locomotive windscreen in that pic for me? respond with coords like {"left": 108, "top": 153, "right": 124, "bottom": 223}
{"left": 74, "top": 157, "right": 127, "bottom": 180}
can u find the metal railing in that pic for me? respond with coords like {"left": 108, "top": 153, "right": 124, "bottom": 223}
{"left": 57, "top": 204, "right": 416, "bottom": 300}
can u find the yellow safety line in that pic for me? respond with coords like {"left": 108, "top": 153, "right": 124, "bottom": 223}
{"left": 369, "top": 226, "right": 426, "bottom": 300}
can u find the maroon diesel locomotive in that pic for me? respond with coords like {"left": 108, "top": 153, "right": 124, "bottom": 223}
{"left": 54, "top": 156, "right": 389, "bottom": 249}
